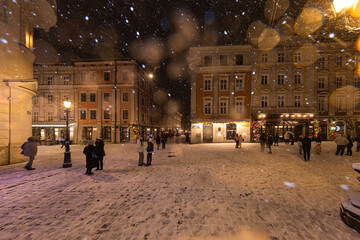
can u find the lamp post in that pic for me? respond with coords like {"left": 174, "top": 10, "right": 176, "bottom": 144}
{"left": 63, "top": 100, "right": 72, "bottom": 168}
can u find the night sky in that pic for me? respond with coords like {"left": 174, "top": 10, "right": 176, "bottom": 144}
{"left": 35, "top": 0, "right": 309, "bottom": 119}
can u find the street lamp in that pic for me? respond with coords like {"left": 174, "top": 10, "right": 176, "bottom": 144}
{"left": 63, "top": 100, "right": 72, "bottom": 168}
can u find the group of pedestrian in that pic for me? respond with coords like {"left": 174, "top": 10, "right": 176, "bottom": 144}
{"left": 83, "top": 138, "right": 106, "bottom": 175}
{"left": 334, "top": 133, "right": 359, "bottom": 156}
{"left": 137, "top": 137, "right": 154, "bottom": 166}
{"left": 234, "top": 133, "right": 244, "bottom": 148}
{"left": 259, "top": 133, "right": 274, "bottom": 153}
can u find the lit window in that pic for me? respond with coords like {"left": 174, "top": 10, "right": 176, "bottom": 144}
{"left": 25, "top": 31, "right": 33, "bottom": 50}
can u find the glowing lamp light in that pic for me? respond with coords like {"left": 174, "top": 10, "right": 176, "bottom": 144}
{"left": 285, "top": 114, "right": 290, "bottom": 117}
{"left": 262, "top": 114, "right": 266, "bottom": 118}
{"left": 310, "top": 114, "right": 314, "bottom": 117}
{"left": 297, "top": 114, "right": 302, "bottom": 117}
{"left": 63, "top": 100, "right": 71, "bottom": 109}
{"left": 148, "top": 73, "right": 154, "bottom": 79}
{"left": 332, "top": 0, "right": 357, "bottom": 13}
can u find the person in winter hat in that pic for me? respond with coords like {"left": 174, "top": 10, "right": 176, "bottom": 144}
{"left": 21, "top": 136, "right": 39, "bottom": 170}
{"left": 145, "top": 138, "right": 154, "bottom": 166}
{"left": 83, "top": 140, "right": 98, "bottom": 175}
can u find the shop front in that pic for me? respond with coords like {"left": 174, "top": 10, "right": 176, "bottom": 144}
{"left": 190, "top": 121, "right": 251, "bottom": 143}
{"left": 251, "top": 114, "right": 314, "bottom": 142}
{"left": 313, "top": 117, "right": 360, "bottom": 140}
{"left": 32, "top": 123, "right": 75, "bottom": 144}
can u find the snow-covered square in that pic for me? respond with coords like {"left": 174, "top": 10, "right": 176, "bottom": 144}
{"left": 1, "top": 142, "right": 360, "bottom": 239}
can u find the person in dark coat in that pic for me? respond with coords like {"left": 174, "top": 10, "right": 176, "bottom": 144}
{"left": 146, "top": 138, "right": 154, "bottom": 166}
{"left": 161, "top": 133, "right": 166, "bottom": 149}
{"left": 290, "top": 133, "right": 294, "bottom": 145}
{"left": 83, "top": 140, "right": 98, "bottom": 175}
{"left": 302, "top": 135, "right": 312, "bottom": 162}
{"left": 155, "top": 135, "right": 161, "bottom": 150}
{"left": 356, "top": 135, "right": 360, "bottom": 152}
{"left": 346, "top": 135, "right": 353, "bottom": 156}
{"left": 274, "top": 133, "right": 279, "bottom": 146}
{"left": 185, "top": 133, "right": 190, "bottom": 144}
{"left": 266, "top": 133, "right": 274, "bottom": 154}
{"left": 95, "top": 138, "right": 105, "bottom": 170}
{"left": 234, "top": 133, "right": 240, "bottom": 148}
{"left": 21, "top": 136, "right": 39, "bottom": 170}
{"left": 259, "top": 133, "right": 266, "bottom": 152}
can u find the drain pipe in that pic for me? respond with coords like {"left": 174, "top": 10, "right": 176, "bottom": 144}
{"left": 6, "top": 82, "right": 11, "bottom": 165}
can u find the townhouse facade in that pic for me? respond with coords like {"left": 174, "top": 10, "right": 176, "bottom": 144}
{"left": 32, "top": 60, "right": 167, "bottom": 144}
{"left": 188, "top": 45, "right": 253, "bottom": 143}
{"left": 0, "top": 0, "right": 57, "bottom": 165}
{"left": 189, "top": 38, "right": 360, "bottom": 143}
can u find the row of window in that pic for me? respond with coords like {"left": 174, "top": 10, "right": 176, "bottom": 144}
{"left": 203, "top": 75, "right": 245, "bottom": 91}
{"left": 260, "top": 52, "right": 348, "bottom": 68}
{"left": 260, "top": 95, "right": 302, "bottom": 108}
{"left": 317, "top": 96, "right": 360, "bottom": 112}
{"left": 203, "top": 100, "right": 245, "bottom": 115}
{"left": 79, "top": 92, "right": 129, "bottom": 103}
{"left": 260, "top": 74, "right": 302, "bottom": 86}
{"left": 204, "top": 54, "right": 244, "bottom": 66}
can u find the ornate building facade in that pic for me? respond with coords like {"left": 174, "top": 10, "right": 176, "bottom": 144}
{"left": 188, "top": 45, "right": 253, "bottom": 143}
{"left": 32, "top": 60, "right": 167, "bottom": 144}
{"left": 0, "top": 0, "right": 57, "bottom": 165}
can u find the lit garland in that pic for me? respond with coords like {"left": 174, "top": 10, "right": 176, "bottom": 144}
{"left": 129, "top": 124, "right": 140, "bottom": 137}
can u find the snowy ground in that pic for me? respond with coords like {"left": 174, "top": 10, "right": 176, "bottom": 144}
{"left": 1, "top": 142, "right": 360, "bottom": 240}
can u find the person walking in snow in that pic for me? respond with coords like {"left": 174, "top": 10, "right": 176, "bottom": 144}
{"left": 137, "top": 138, "right": 145, "bottom": 166}
{"left": 145, "top": 138, "right": 154, "bottom": 166}
{"left": 284, "top": 132, "right": 290, "bottom": 145}
{"left": 83, "top": 140, "right": 98, "bottom": 175}
{"left": 298, "top": 135, "right": 303, "bottom": 155}
{"left": 274, "top": 133, "right": 279, "bottom": 146}
{"left": 302, "top": 135, "right": 312, "bottom": 162}
{"left": 346, "top": 135, "right": 353, "bottom": 156}
{"left": 266, "top": 133, "right": 274, "bottom": 154}
{"left": 259, "top": 133, "right": 266, "bottom": 152}
{"left": 21, "top": 136, "right": 39, "bottom": 170}
{"left": 234, "top": 133, "right": 240, "bottom": 148}
{"left": 95, "top": 138, "right": 105, "bottom": 170}
{"left": 335, "top": 133, "right": 349, "bottom": 156}
{"left": 161, "top": 133, "right": 166, "bottom": 149}
{"left": 290, "top": 133, "right": 294, "bottom": 145}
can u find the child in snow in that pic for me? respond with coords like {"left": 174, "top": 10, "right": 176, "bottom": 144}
{"left": 137, "top": 138, "right": 145, "bottom": 166}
